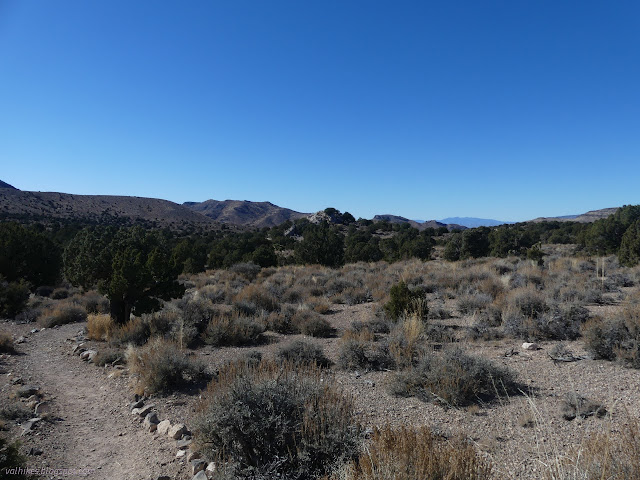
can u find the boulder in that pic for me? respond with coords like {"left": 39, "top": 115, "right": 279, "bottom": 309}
{"left": 144, "top": 412, "right": 160, "bottom": 432}
{"left": 192, "top": 471, "right": 207, "bottom": 480}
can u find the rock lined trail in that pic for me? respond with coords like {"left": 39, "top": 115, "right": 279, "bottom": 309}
{"left": 4, "top": 323, "right": 185, "bottom": 480}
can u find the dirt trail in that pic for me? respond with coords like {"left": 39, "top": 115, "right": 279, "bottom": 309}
{"left": 5, "top": 323, "right": 185, "bottom": 480}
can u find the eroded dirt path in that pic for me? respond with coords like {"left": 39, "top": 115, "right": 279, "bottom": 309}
{"left": 3, "top": 323, "right": 186, "bottom": 480}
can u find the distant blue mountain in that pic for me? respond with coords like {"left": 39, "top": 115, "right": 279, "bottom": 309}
{"left": 439, "top": 217, "right": 512, "bottom": 228}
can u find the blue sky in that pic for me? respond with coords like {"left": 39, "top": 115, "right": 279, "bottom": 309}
{"left": 1, "top": 1, "right": 638, "bottom": 222}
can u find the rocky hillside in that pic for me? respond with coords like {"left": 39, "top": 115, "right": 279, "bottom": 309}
{"left": 184, "top": 199, "right": 308, "bottom": 228}
{"left": 0, "top": 189, "right": 219, "bottom": 230}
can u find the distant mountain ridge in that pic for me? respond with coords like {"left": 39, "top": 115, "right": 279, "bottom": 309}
{"left": 184, "top": 200, "right": 308, "bottom": 228}
{"left": 439, "top": 217, "right": 511, "bottom": 228}
{"left": 373, "top": 214, "right": 465, "bottom": 231}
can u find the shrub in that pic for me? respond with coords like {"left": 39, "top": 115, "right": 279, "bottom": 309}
{"left": 234, "top": 284, "right": 279, "bottom": 312}
{"left": 92, "top": 348, "right": 125, "bottom": 367}
{"left": 503, "top": 303, "right": 586, "bottom": 341}
{"left": 0, "top": 331, "right": 15, "bottom": 353}
{"left": 50, "top": 287, "right": 69, "bottom": 299}
{"left": 265, "top": 305, "right": 297, "bottom": 334}
{"left": 126, "top": 339, "right": 208, "bottom": 395}
{"left": 0, "top": 278, "right": 30, "bottom": 319}
{"left": 337, "top": 425, "right": 492, "bottom": 480}
{"left": 292, "top": 309, "right": 334, "bottom": 337}
{"left": 194, "top": 360, "right": 360, "bottom": 479}
{"left": 78, "top": 291, "right": 110, "bottom": 314}
{"left": 384, "top": 282, "right": 428, "bottom": 321}
{"left": 110, "top": 317, "right": 151, "bottom": 346}
{"left": 38, "top": 301, "right": 87, "bottom": 327}
{"left": 337, "top": 338, "right": 394, "bottom": 371}
{"left": 583, "top": 313, "right": 640, "bottom": 368}
{"left": 87, "top": 314, "right": 113, "bottom": 341}
{"left": 229, "top": 262, "right": 261, "bottom": 281}
{"left": 390, "top": 347, "right": 518, "bottom": 407}
{"left": 277, "top": 340, "right": 332, "bottom": 368}
{"left": 203, "top": 313, "right": 265, "bottom": 346}
{"left": 0, "top": 436, "right": 30, "bottom": 479}
{"left": 457, "top": 293, "right": 492, "bottom": 315}
{"left": 145, "top": 309, "right": 178, "bottom": 339}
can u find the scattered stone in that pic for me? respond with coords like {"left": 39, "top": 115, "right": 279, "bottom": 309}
{"left": 176, "top": 438, "right": 192, "bottom": 449}
{"left": 20, "top": 418, "right": 42, "bottom": 435}
{"left": 157, "top": 476, "right": 171, "bottom": 480}
{"left": 30, "top": 328, "right": 39, "bottom": 334}
{"left": 73, "top": 344, "right": 86, "bottom": 355}
{"left": 17, "top": 385, "right": 40, "bottom": 397}
{"left": 522, "top": 342, "right": 539, "bottom": 351}
{"left": 144, "top": 412, "right": 160, "bottom": 432}
{"left": 132, "top": 404, "right": 155, "bottom": 417}
{"left": 10, "top": 376, "right": 23, "bottom": 385}
{"left": 190, "top": 459, "right": 206, "bottom": 475}
{"left": 28, "top": 447, "right": 43, "bottom": 456}
{"left": 157, "top": 420, "right": 171, "bottom": 436}
{"left": 26, "top": 399, "right": 39, "bottom": 410}
{"left": 80, "top": 350, "right": 97, "bottom": 361}
{"left": 191, "top": 471, "right": 207, "bottom": 480}
{"left": 15, "top": 336, "right": 26, "bottom": 344}
{"left": 206, "top": 462, "right": 216, "bottom": 475}
{"left": 176, "top": 450, "right": 187, "bottom": 459}
{"left": 130, "top": 400, "right": 144, "bottom": 411}
{"left": 168, "top": 423, "right": 188, "bottom": 440}
{"left": 87, "top": 350, "right": 98, "bottom": 362}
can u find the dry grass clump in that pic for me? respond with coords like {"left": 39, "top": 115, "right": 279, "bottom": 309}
{"left": 87, "top": 313, "right": 113, "bottom": 341}
{"left": 38, "top": 301, "right": 87, "bottom": 327}
{"left": 92, "top": 348, "right": 125, "bottom": 367}
{"left": 388, "top": 315, "right": 427, "bottom": 368}
{"left": 543, "top": 416, "right": 640, "bottom": 480}
{"left": 194, "top": 360, "right": 360, "bottom": 480}
{"left": 333, "top": 425, "right": 492, "bottom": 480}
{"left": 203, "top": 313, "right": 265, "bottom": 346}
{"left": 126, "top": 339, "right": 208, "bottom": 395}
{"left": 277, "top": 340, "right": 332, "bottom": 368}
{"left": 0, "top": 331, "right": 15, "bottom": 353}
{"left": 390, "top": 347, "right": 518, "bottom": 407}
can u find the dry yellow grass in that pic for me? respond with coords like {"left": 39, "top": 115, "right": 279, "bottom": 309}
{"left": 87, "top": 313, "right": 114, "bottom": 341}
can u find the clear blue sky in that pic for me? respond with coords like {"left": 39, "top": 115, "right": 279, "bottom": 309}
{"left": 1, "top": 1, "right": 638, "bottom": 222}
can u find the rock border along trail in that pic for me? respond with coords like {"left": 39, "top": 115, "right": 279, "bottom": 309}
{"left": 4, "top": 323, "right": 186, "bottom": 480}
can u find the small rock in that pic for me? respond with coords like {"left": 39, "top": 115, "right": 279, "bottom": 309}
{"left": 130, "top": 400, "right": 144, "bottom": 411}
{"left": 187, "top": 450, "right": 200, "bottom": 462}
{"left": 157, "top": 420, "right": 171, "bottom": 436}
{"left": 168, "top": 423, "right": 188, "bottom": 440}
{"left": 15, "top": 336, "right": 26, "bottom": 344}
{"left": 20, "top": 418, "right": 42, "bottom": 435}
{"left": 176, "top": 450, "right": 187, "bottom": 459}
{"left": 190, "top": 459, "right": 206, "bottom": 475}
{"left": 35, "top": 402, "right": 52, "bottom": 416}
{"left": 30, "top": 329, "right": 39, "bottom": 334}
{"left": 144, "top": 412, "right": 160, "bottom": 432}
{"left": 157, "top": 476, "right": 171, "bottom": 480}
{"left": 132, "top": 404, "right": 155, "bottom": 417}
{"left": 206, "top": 462, "right": 216, "bottom": 475}
{"left": 87, "top": 350, "right": 98, "bottom": 362}
{"left": 192, "top": 471, "right": 207, "bottom": 480}
{"left": 17, "top": 385, "right": 40, "bottom": 398}
{"left": 28, "top": 447, "right": 43, "bottom": 456}
{"left": 176, "top": 438, "right": 192, "bottom": 449}
{"left": 10, "top": 376, "right": 23, "bottom": 385}
{"left": 522, "top": 342, "right": 539, "bottom": 351}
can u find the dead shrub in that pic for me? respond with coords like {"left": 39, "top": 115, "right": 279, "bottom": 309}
{"left": 110, "top": 317, "right": 151, "bottom": 346}
{"left": 388, "top": 315, "right": 427, "bottom": 368}
{"left": 87, "top": 314, "right": 113, "bottom": 341}
{"left": 194, "top": 360, "right": 360, "bottom": 480}
{"left": 126, "top": 339, "right": 208, "bottom": 395}
{"left": 560, "top": 393, "right": 606, "bottom": 421}
{"left": 337, "top": 337, "right": 394, "bottom": 371}
{"left": 336, "top": 425, "right": 492, "bottom": 480}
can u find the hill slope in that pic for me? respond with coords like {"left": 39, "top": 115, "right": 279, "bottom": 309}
{"left": 0, "top": 189, "right": 218, "bottom": 229}
{"left": 184, "top": 199, "right": 308, "bottom": 228}
{"left": 0, "top": 180, "right": 18, "bottom": 189}
{"left": 373, "top": 214, "right": 465, "bottom": 231}
{"left": 529, "top": 207, "right": 619, "bottom": 224}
